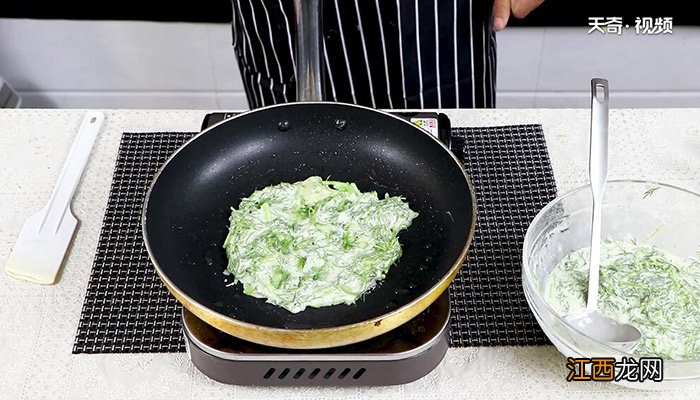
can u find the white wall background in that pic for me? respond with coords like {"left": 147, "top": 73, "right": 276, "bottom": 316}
{"left": 1, "top": 18, "right": 699, "bottom": 109}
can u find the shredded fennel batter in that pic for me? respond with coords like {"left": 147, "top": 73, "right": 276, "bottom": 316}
{"left": 545, "top": 240, "right": 700, "bottom": 360}
{"left": 223, "top": 176, "right": 418, "bottom": 313}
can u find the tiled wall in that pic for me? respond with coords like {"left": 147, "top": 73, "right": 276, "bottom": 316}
{"left": 1, "top": 18, "right": 699, "bottom": 109}
{"left": 0, "top": 19, "right": 247, "bottom": 109}
{"left": 497, "top": 25, "right": 700, "bottom": 108}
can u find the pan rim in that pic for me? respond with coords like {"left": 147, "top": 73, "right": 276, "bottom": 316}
{"left": 141, "top": 101, "right": 477, "bottom": 348}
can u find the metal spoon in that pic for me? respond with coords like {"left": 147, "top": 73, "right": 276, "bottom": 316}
{"left": 563, "top": 78, "right": 642, "bottom": 352}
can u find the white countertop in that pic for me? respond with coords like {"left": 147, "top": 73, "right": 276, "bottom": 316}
{"left": 1, "top": 108, "right": 699, "bottom": 399}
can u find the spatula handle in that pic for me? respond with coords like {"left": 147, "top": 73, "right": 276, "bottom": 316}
{"left": 41, "top": 112, "right": 104, "bottom": 234}
{"left": 294, "top": 0, "right": 323, "bottom": 101}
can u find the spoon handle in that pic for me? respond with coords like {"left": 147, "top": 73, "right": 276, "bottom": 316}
{"left": 587, "top": 78, "right": 609, "bottom": 312}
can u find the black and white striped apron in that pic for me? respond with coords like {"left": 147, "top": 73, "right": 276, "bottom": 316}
{"left": 231, "top": 0, "right": 496, "bottom": 109}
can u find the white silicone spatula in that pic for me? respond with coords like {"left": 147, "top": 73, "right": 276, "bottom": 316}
{"left": 5, "top": 112, "right": 105, "bottom": 284}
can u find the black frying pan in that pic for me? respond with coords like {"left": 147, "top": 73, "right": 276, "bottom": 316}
{"left": 143, "top": 102, "right": 476, "bottom": 349}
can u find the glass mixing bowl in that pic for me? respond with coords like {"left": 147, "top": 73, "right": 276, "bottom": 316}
{"left": 522, "top": 180, "right": 700, "bottom": 390}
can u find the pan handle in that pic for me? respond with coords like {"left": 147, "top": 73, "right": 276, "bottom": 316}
{"left": 294, "top": 0, "right": 324, "bottom": 102}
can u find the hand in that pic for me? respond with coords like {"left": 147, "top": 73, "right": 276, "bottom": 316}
{"left": 492, "top": 0, "right": 545, "bottom": 31}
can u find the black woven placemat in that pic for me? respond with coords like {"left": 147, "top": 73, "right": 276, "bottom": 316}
{"left": 73, "top": 125, "right": 555, "bottom": 354}
{"left": 448, "top": 126, "right": 555, "bottom": 346}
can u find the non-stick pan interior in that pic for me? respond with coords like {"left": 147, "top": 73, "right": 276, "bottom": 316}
{"left": 144, "top": 103, "right": 474, "bottom": 330}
